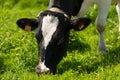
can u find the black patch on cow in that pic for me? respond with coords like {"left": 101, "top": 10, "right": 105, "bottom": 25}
{"left": 49, "top": 0, "right": 84, "bottom": 17}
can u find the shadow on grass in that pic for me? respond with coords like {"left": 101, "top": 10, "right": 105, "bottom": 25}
{"left": 58, "top": 58, "right": 99, "bottom": 74}
{"left": 0, "top": 55, "right": 4, "bottom": 74}
{"left": 101, "top": 46, "right": 120, "bottom": 67}
{"left": 57, "top": 45, "right": 120, "bottom": 74}
{"left": 68, "top": 38, "right": 91, "bottom": 53}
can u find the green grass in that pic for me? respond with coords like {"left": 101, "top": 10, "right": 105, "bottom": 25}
{"left": 0, "top": 1, "right": 120, "bottom": 80}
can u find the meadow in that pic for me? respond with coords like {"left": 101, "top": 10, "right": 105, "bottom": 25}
{"left": 0, "top": 0, "right": 120, "bottom": 80}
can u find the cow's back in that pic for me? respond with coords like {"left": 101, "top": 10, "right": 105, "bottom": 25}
{"left": 48, "top": 0, "right": 84, "bottom": 17}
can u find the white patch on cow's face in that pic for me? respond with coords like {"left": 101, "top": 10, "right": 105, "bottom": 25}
{"left": 42, "top": 15, "right": 59, "bottom": 49}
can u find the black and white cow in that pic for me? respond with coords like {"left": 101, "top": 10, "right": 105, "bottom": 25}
{"left": 16, "top": 0, "right": 120, "bottom": 74}
{"left": 16, "top": 0, "right": 91, "bottom": 74}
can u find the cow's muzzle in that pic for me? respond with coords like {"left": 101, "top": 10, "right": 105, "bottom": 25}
{"left": 35, "top": 61, "right": 50, "bottom": 75}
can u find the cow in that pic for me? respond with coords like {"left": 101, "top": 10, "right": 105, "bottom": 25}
{"left": 16, "top": 0, "right": 91, "bottom": 74}
{"left": 16, "top": 0, "right": 120, "bottom": 74}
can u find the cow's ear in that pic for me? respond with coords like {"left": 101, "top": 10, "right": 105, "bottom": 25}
{"left": 16, "top": 18, "right": 38, "bottom": 31}
{"left": 70, "top": 17, "right": 91, "bottom": 31}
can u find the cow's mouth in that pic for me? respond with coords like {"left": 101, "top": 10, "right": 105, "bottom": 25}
{"left": 35, "top": 61, "right": 50, "bottom": 75}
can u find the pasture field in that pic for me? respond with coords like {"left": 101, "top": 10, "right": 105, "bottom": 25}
{"left": 0, "top": 0, "right": 120, "bottom": 80}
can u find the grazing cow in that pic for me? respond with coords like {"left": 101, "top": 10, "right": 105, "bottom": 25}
{"left": 16, "top": 0, "right": 120, "bottom": 74}
{"left": 16, "top": 0, "right": 91, "bottom": 74}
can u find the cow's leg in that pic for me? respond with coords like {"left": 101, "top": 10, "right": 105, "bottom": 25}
{"left": 96, "top": 0, "right": 111, "bottom": 53}
{"left": 116, "top": 2, "right": 120, "bottom": 39}
{"left": 76, "top": 0, "right": 92, "bottom": 17}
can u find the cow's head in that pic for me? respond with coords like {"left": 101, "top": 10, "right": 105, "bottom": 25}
{"left": 16, "top": 10, "right": 91, "bottom": 74}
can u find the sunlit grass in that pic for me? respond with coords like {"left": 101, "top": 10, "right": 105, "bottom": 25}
{"left": 0, "top": 1, "right": 120, "bottom": 80}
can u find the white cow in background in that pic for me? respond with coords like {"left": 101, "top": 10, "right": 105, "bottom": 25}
{"left": 77, "top": 0, "right": 120, "bottom": 53}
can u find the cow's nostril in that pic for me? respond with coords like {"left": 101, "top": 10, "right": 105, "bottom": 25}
{"left": 35, "top": 66, "right": 41, "bottom": 74}
{"left": 35, "top": 65, "right": 50, "bottom": 75}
